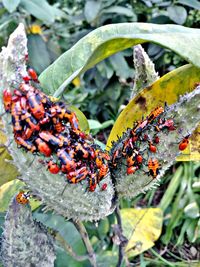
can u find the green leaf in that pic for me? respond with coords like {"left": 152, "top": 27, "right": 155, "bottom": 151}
{"left": 159, "top": 166, "right": 183, "bottom": 212}
{"left": 84, "top": 0, "right": 101, "bottom": 23}
{"left": 88, "top": 119, "right": 102, "bottom": 130}
{"left": 177, "top": 0, "right": 200, "bottom": 10}
{"left": 39, "top": 23, "right": 200, "bottom": 96}
{"left": 102, "top": 6, "right": 136, "bottom": 17}
{"left": 109, "top": 53, "right": 133, "bottom": 79}
{"left": 184, "top": 202, "right": 200, "bottom": 219}
{"left": 33, "top": 211, "right": 87, "bottom": 266}
{"left": 68, "top": 105, "right": 90, "bottom": 133}
{"left": 167, "top": 5, "right": 187, "bottom": 25}
{"left": 0, "top": 126, "right": 19, "bottom": 186}
{"left": 186, "top": 219, "right": 199, "bottom": 243}
{"left": 96, "top": 251, "right": 118, "bottom": 267}
{"left": 20, "top": 0, "right": 55, "bottom": 24}
{"left": 28, "top": 34, "right": 51, "bottom": 74}
{"left": 2, "top": 0, "right": 20, "bottom": 13}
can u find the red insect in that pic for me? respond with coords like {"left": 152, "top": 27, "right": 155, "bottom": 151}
{"left": 28, "top": 68, "right": 38, "bottom": 81}
{"left": 47, "top": 160, "right": 60, "bottom": 174}
{"left": 89, "top": 173, "right": 98, "bottom": 192}
{"left": 111, "top": 149, "right": 121, "bottom": 167}
{"left": 21, "top": 112, "right": 40, "bottom": 132}
{"left": 149, "top": 142, "right": 157, "bottom": 153}
{"left": 35, "top": 138, "right": 52, "bottom": 157}
{"left": 39, "top": 116, "right": 50, "bottom": 125}
{"left": 75, "top": 143, "right": 89, "bottom": 159}
{"left": 126, "top": 155, "right": 135, "bottom": 167}
{"left": 39, "top": 131, "right": 64, "bottom": 148}
{"left": 127, "top": 166, "right": 138, "bottom": 175}
{"left": 136, "top": 154, "right": 143, "bottom": 163}
{"left": 52, "top": 117, "right": 64, "bottom": 133}
{"left": 148, "top": 158, "right": 160, "bottom": 178}
{"left": 67, "top": 167, "right": 88, "bottom": 184}
{"left": 2, "top": 89, "right": 12, "bottom": 112}
{"left": 147, "top": 106, "right": 164, "bottom": 123}
{"left": 179, "top": 135, "right": 190, "bottom": 151}
{"left": 133, "top": 119, "right": 148, "bottom": 135}
{"left": 16, "top": 191, "right": 30, "bottom": 204}
{"left": 22, "top": 75, "right": 31, "bottom": 83}
{"left": 15, "top": 136, "right": 36, "bottom": 153}
{"left": 158, "top": 119, "right": 176, "bottom": 131}
{"left": 19, "top": 84, "right": 45, "bottom": 120}
{"left": 98, "top": 164, "right": 109, "bottom": 180}
{"left": 57, "top": 148, "right": 76, "bottom": 172}
{"left": 154, "top": 136, "right": 160, "bottom": 144}
{"left": 101, "top": 183, "right": 107, "bottom": 191}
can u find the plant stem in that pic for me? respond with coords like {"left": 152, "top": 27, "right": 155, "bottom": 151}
{"left": 73, "top": 220, "right": 97, "bottom": 267}
{"left": 115, "top": 205, "right": 128, "bottom": 267}
{"left": 149, "top": 248, "right": 175, "bottom": 266}
{"left": 55, "top": 233, "right": 89, "bottom": 262}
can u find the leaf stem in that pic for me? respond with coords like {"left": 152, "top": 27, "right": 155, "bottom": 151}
{"left": 114, "top": 205, "right": 128, "bottom": 267}
{"left": 72, "top": 220, "right": 97, "bottom": 267}
{"left": 55, "top": 233, "right": 89, "bottom": 262}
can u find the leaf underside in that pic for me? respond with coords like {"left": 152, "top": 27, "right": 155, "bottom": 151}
{"left": 39, "top": 23, "right": 200, "bottom": 96}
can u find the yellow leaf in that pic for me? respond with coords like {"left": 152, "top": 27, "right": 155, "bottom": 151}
{"left": 121, "top": 208, "right": 163, "bottom": 258}
{"left": 0, "top": 179, "right": 41, "bottom": 212}
{"left": 106, "top": 64, "right": 200, "bottom": 160}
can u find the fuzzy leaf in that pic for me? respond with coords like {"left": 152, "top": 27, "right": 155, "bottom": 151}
{"left": 121, "top": 208, "right": 163, "bottom": 258}
{"left": 110, "top": 87, "right": 200, "bottom": 198}
{"left": 1, "top": 195, "right": 56, "bottom": 266}
{"left": 131, "top": 44, "right": 159, "bottom": 98}
{"left": 0, "top": 124, "right": 19, "bottom": 187}
{"left": 0, "top": 180, "right": 40, "bottom": 212}
{"left": 107, "top": 64, "right": 200, "bottom": 161}
{"left": 39, "top": 23, "right": 200, "bottom": 96}
{"left": 0, "top": 24, "right": 115, "bottom": 221}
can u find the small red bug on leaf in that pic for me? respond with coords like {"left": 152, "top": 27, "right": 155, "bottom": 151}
{"left": 101, "top": 183, "right": 107, "bottom": 191}
{"left": 179, "top": 135, "right": 190, "bottom": 151}
{"left": 149, "top": 142, "right": 157, "bottom": 153}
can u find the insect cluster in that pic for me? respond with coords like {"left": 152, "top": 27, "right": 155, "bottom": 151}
{"left": 2, "top": 68, "right": 110, "bottom": 204}
{"left": 111, "top": 105, "right": 189, "bottom": 180}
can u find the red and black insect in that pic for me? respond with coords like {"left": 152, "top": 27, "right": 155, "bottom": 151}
{"left": 57, "top": 148, "right": 76, "bottom": 173}
{"left": 179, "top": 135, "right": 190, "bottom": 151}
{"left": 35, "top": 138, "right": 52, "bottom": 157}
{"left": 98, "top": 164, "right": 109, "bottom": 181}
{"left": 147, "top": 106, "right": 164, "bottom": 123}
{"left": 15, "top": 136, "right": 36, "bottom": 153}
{"left": 28, "top": 68, "right": 38, "bottom": 82}
{"left": 47, "top": 160, "right": 60, "bottom": 174}
{"left": 67, "top": 167, "right": 88, "bottom": 184}
{"left": 16, "top": 191, "right": 30, "bottom": 204}
{"left": 149, "top": 142, "right": 157, "bottom": 153}
{"left": 39, "top": 131, "right": 64, "bottom": 148}
{"left": 127, "top": 166, "right": 138, "bottom": 175}
{"left": 2, "top": 89, "right": 12, "bottom": 112}
{"left": 148, "top": 158, "right": 160, "bottom": 178}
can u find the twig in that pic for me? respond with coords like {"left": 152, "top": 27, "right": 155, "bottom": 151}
{"left": 72, "top": 220, "right": 97, "bottom": 267}
{"left": 114, "top": 205, "right": 128, "bottom": 267}
{"left": 55, "top": 232, "right": 89, "bottom": 262}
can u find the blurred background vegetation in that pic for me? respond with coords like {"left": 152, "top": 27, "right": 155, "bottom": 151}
{"left": 0, "top": 0, "right": 199, "bottom": 266}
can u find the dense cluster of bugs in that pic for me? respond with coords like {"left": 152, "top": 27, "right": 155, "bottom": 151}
{"left": 111, "top": 105, "right": 189, "bottom": 180}
{"left": 2, "top": 67, "right": 110, "bottom": 204}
